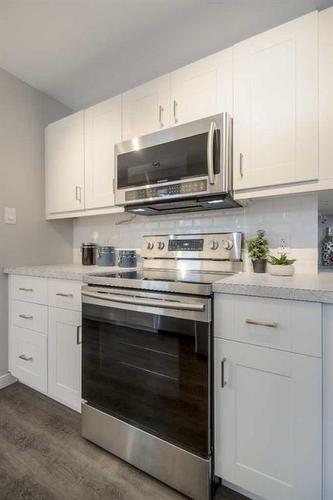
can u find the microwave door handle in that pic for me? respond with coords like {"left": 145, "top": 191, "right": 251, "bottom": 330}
{"left": 82, "top": 291, "right": 205, "bottom": 312}
{"left": 207, "top": 120, "right": 216, "bottom": 185}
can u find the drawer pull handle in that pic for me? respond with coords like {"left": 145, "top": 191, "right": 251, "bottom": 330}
{"left": 19, "top": 314, "right": 33, "bottom": 320}
{"left": 246, "top": 319, "right": 278, "bottom": 328}
{"left": 56, "top": 292, "right": 74, "bottom": 297}
{"left": 239, "top": 153, "right": 244, "bottom": 178}
{"left": 221, "top": 357, "right": 227, "bottom": 388}
{"left": 19, "top": 354, "right": 33, "bottom": 362}
{"left": 76, "top": 325, "right": 82, "bottom": 345}
{"left": 19, "top": 287, "right": 33, "bottom": 292}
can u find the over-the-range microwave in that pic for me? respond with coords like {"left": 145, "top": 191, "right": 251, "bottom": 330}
{"left": 114, "top": 113, "right": 239, "bottom": 215}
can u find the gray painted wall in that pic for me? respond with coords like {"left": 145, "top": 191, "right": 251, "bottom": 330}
{"left": 0, "top": 67, "right": 73, "bottom": 376}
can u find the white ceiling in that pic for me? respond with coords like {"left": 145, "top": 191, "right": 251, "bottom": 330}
{"left": 0, "top": 0, "right": 332, "bottom": 110}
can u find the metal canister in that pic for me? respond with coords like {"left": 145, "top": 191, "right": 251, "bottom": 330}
{"left": 81, "top": 243, "right": 97, "bottom": 265}
{"left": 118, "top": 249, "right": 137, "bottom": 268}
{"left": 97, "top": 246, "right": 116, "bottom": 266}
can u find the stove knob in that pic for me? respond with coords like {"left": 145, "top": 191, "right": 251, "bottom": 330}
{"left": 209, "top": 240, "right": 219, "bottom": 250}
{"left": 147, "top": 241, "right": 154, "bottom": 250}
{"left": 158, "top": 241, "right": 165, "bottom": 250}
{"left": 222, "top": 239, "right": 233, "bottom": 250}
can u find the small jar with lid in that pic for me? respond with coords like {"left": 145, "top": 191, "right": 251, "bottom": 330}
{"left": 97, "top": 246, "right": 116, "bottom": 266}
{"left": 321, "top": 227, "right": 333, "bottom": 266}
{"left": 81, "top": 243, "right": 97, "bottom": 265}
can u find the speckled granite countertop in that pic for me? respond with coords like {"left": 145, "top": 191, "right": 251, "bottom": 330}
{"left": 3, "top": 264, "right": 137, "bottom": 281}
{"left": 213, "top": 272, "right": 333, "bottom": 304}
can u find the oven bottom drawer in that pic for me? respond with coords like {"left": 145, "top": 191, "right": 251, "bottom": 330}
{"left": 81, "top": 402, "right": 212, "bottom": 500}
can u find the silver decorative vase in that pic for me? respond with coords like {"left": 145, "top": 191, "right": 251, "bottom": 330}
{"left": 321, "top": 227, "right": 333, "bottom": 267}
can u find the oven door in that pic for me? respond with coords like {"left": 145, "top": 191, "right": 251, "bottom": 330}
{"left": 81, "top": 286, "right": 212, "bottom": 459}
{"left": 115, "top": 113, "right": 231, "bottom": 206}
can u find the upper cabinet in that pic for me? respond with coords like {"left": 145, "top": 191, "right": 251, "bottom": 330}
{"left": 122, "top": 76, "right": 171, "bottom": 140}
{"left": 122, "top": 48, "right": 233, "bottom": 140}
{"left": 84, "top": 96, "right": 122, "bottom": 210}
{"left": 45, "top": 99, "right": 123, "bottom": 219}
{"left": 45, "top": 111, "right": 85, "bottom": 216}
{"left": 319, "top": 7, "right": 333, "bottom": 184}
{"left": 170, "top": 48, "right": 233, "bottom": 126}
{"left": 45, "top": 9, "right": 331, "bottom": 219}
{"left": 233, "top": 12, "right": 318, "bottom": 191}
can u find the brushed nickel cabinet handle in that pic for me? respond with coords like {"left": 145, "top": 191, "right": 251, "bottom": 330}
{"left": 56, "top": 292, "right": 74, "bottom": 297}
{"left": 75, "top": 186, "right": 82, "bottom": 203}
{"left": 221, "top": 357, "right": 227, "bottom": 388}
{"left": 76, "top": 325, "right": 82, "bottom": 345}
{"left": 239, "top": 153, "right": 244, "bottom": 178}
{"left": 246, "top": 319, "right": 278, "bottom": 328}
{"left": 19, "top": 314, "right": 33, "bottom": 320}
{"left": 158, "top": 104, "right": 164, "bottom": 127}
{"left": 19, "top": 287, "right": 33, "bottom": 292}
{"left": 19, "top": 354, "right": 33, "bottom": 362}
{"left": 173, "top": 100, "right": 178, "bottom": 124}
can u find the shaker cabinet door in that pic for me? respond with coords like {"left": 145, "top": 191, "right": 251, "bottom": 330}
{"left": 170, "top": 48, "right": 233, "bottom": 126}
{"left": 84, "top": 95, "right": 122, "bottom": 209}
{"left": 45, "top": 111, "right": 85, "bottom": 215}
{"left": 122, "top": 75, "right": 171, "bottom": 140}
{"left": 233, "top": 12, "right": 318, "bottom": 191}
{"left": 215, "top": 338, "right": 322, "bottom": 500}
{"left": 48, "top": 307, "right": 82, "bottom": 412}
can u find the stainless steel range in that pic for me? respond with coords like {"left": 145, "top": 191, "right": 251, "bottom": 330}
{"left": 81, "top": 232, "right": 243, "bottom": 500}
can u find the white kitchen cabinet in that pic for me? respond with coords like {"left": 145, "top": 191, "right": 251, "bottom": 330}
{"left": 48, "top": 307, "right": 82, "bottom": 412}
{"left": 45, "top": 110, "right": 85, "bottom": 216}
{"left": 170, "top": 49, "right": 233, "bottom": 126}
{"left": 214, "top": 294, "right": 322, "bottom": 357}
{"left": 319, "top": 7, "right": 333, "bottom": 184}
{"left": 11, "top": 326, "right": 47, "bottom": 393}
{"left": 233, "top": 12, "right": 318, "bottom": 191}
{"left": 84, "top": 96, "right": 122, "bottom": 209}
{"left": 215, "top": 338, "right": 322, "bottom": 500}
{"left": 323, "top": 304, "right": 333, "bottom": 500}
{"left": 122, "top": 75, "right": 171, "bottom": 140}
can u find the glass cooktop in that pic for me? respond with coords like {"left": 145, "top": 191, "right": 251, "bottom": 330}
{"left": 88, "top": 269, "right": 231, "bottom": 285}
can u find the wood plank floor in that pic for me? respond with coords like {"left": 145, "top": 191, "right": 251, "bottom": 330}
{"left": 0, "top": 383, "right": 248, "bottom": 500}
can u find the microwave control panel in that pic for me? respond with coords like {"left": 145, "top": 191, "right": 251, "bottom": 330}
{"left": 125, "top": 179, "right": 207, "bottom": 202}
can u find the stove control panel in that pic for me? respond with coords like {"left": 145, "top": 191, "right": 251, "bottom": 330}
{"left": 141, "top": 232, "right": 243, "bottom": 261}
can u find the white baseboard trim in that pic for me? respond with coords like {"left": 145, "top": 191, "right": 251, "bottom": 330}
{"left": 0, "top": 372, "right": 17, "bottom": 390}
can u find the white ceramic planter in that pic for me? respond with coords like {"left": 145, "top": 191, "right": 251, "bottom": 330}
{"left": 269, "top": 264, "right": 295, "bottom": 276}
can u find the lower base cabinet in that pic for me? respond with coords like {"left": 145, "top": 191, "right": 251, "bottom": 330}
{"left": 11, "top": 326, "right": 47, "bottom": 393}
{"left": 48, "top": 307, "right": 82, "bottom": 412}
{"left": 215, "top": 338, "right": 322, "bottom": 500}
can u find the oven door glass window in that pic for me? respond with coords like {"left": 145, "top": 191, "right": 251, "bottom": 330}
{"left": 117, "top": 131, "right": 220, "bottom": 189}
{"left": 82, "top": 302, "right": 210, "bottom": 458}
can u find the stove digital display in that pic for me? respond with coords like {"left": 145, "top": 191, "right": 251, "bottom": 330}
{"left": 168, "top": 239, "right": 204, "bottom": 251}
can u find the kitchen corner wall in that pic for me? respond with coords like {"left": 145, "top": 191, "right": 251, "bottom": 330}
{"left": 0, "top": 67, "right": 74, "bottom": 378}
{"left": 74, "top": 193, "right": 318, "bottom": 274}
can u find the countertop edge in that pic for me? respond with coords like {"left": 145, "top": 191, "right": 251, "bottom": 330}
{"left": 213, "top": 282, "right": 333, "bottom": 304}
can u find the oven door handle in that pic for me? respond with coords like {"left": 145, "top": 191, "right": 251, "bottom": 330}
{"left": 207, "top": 120, "right": 216, "bottom": 185}
{"left": 81, "top": 291, "right": 205, "bottom": 312}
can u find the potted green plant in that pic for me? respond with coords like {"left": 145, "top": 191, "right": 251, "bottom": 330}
{"left": 268, "top": 253, "right": 296, "bottom": 276}
{"left": 246, "top": 230, "right": 269, "bottom": 273}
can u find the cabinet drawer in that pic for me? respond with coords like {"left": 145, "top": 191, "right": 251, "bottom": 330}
{"left": 214, "top": 294, "right": 321, "bottom": 357}
{"left": 48, "top": 279, "right": 82, "bottom": 311}
{"left": 11, "top": 327, "right": 47, "bottom": 393}
{"left": 10, "top": 275, "right": 47, "bottom": 305}
{"left": 11, "top": 300, "right": 47, "bottom": 334}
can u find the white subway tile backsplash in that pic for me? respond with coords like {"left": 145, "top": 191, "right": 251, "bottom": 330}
{"left": 74, "top": 194, "right": 319, "bottom": 274}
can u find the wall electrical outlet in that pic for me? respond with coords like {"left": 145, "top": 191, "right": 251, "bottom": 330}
{"left": 277, "top": 233, "right": 290, "bottom": 254}
{"left": 4, "top": 207, "right": 16, "bottom": 224}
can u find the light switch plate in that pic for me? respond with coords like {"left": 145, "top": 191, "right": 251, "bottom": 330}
{"left": 4, "top": 207, "right": 16, "bottom": 224}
